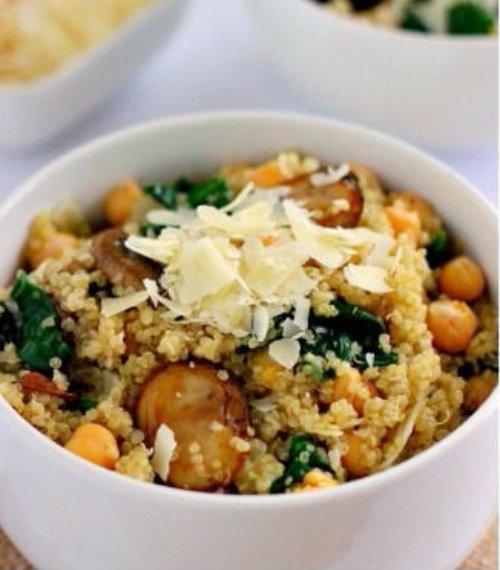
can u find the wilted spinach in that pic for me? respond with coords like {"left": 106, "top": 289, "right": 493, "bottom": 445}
{"left": 302, "top": 299, "right": 398, "bottom": 371}
{"left": 10, "top": 272, "right": 71, "bottom": 373}
{"left": 0, "top": 299, "right": 21, "bottom": 348}
{"left": 270, "top": 435, "right": 332, "bottom": 493}
{"left": 447, "top": 1, "right": 495, "bottom": 34}
{"left": 426, "top": 229, "right": 451, "bottom": 269}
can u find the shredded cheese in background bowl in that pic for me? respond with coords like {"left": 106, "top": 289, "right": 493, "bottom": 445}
{"left": 0, "top": 0, "right": 154, "bottom": 84}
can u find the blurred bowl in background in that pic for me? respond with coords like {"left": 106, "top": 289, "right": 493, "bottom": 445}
{"left": 245, "top": 0, "right": 498, "bottom": 151}
{"left": 0, "top": 0, "right": 188, "bottom": 152}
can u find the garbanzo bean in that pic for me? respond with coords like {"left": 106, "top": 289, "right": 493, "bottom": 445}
{"left": 104, "top": 180, "right": 142, "bottom": 226}
{"left": 438, "top": 256, "right": 485, "bottom": 302}
{"left": 384, "top": 205, "right": 422, "bottom": 245}
{"left": 342, "top": 433, "right": 372, "bottom": 478}
{"left": 321, "top": 369, "right": 377, "bottom": 414}
{"left": 463, "top": 371, "right": 496, "bottom": 412}
{"left": 427, "top": 300, "right": 478, "bottom": 354}
{"left": 65, "top": 423, "right": 119, "bottom": 470}
{"left": 26, "top": 213, "right": 79, "bottom": 269}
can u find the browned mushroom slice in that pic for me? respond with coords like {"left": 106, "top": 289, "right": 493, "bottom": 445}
{"left": 91, "top": 228, "right": 161, "bottom": 291}
{"left": 136, "top": 362, "right": 250, "bottom": 491}
{"left": 290, "top": 173, "right": 364, "bottom": 228}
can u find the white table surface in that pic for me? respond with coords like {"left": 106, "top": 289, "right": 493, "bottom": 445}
{"left": 0, "top": 0, "right": 496, "bottom": 204}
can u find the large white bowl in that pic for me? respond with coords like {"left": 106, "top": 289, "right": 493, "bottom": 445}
{"left": 0, "top": 112, "right": 497, "bottom": 570}
{"left": 245, "top": 0, "right": 498, "bottom": 151}
{"left": 0, "top": 0, "right": 188, "bottom": 151}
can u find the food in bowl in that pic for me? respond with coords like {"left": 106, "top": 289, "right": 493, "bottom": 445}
{"left": 0, "top": 0, "right": 154, "bottom": 84}
{"left": 0, "top": 150, "right": 497, "bottom": 494}
{"left": 312, "top": 0, "right": 497, "bottom": 34}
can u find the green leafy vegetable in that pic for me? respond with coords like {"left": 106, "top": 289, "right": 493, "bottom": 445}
{"left": 426, "top": 229, "right": 450, "bottom": 269}
{"left": 448, "top": 1, "right": 495, "bottom": 34}
{"left": 270, "top": 435, "right": 332, "bottom": 493}
{"left": 302, "top": 299, "right": 398, "bottom": 371}
{"left": 459, "top": 353, "right": 498, "bottom": 378}
{"left": 0, "top": 300, "right": 21, "bottom": 348}
{"left": 185, "top": 177, "right": 231, "bottom": 209}
{"left": 74, "top": 396, "right": 98, "bottom": 413}
{"left": 139, "top": 222, "right": 166, "bottom": 237}
{"left": 400, "top": 10, "right": 429, "bottom": 31}
{"left": 144, "top": 183, "right": 178, "bottom": 210}
{"left": 11, "top": 272, "right": 71, "bottom": 373}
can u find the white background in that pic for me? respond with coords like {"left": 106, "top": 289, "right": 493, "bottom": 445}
{"left": 0, "top": 0, "right": 496, "bottom": 204}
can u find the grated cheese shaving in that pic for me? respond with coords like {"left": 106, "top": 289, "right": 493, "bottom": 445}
{"left": 151, "top": 424, "right": 177, "bottom": 482}
{"left": 344, "top": 264, "right": 392, "bottom": 294}
{"left": 268, "top": 338, "right": 301, "bottom": 369}
{"left": 101, "top": 291, "right": 149, "bottom": 318}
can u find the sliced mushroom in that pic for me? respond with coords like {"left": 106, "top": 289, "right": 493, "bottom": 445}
{"left": 136, "top": 361, "right": 250, "bottom": 491}
{"left": 290, "top": 173, "right": 364, "bottom": 228}
{"left": 91, "top": 228, "right": 161, "bottom": 291}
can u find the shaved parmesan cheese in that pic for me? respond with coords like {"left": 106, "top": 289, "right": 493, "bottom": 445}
{"left": 143, "top": 278, "right": 160, "bottom": 307}
{"left": 284, "top": 200, "right": 352, "bottom": 269}
{"left": 197, "top": 202, "right": 275, "bottom": 236}
{"left": 293, "top": 297, "right": 310, "bottom": 331}
{"left": 177, "top": 237, "right": 237, "bottom": 304}
{"left": 310, "top": 164, "right": 350, "bottom": 187}
{"left": 252, "top": 306, "right": 270, "bottom": 342}
{"left": 152, "top": 424, "right": 177, "bottom": 482}
{"left": 146, "top": 209, "right": 196, "bottom": 227}
{"left": 125, "top": 235, "right": 177, "bottom": 264}
{"left": 344, "top": 264, "right": 392, "bottom": 294}
{"left": 101, "top": 291, "right": 149, "bottom": 318}
{"left": 220, "top": 182, "right": 256, "bottom": 213}
{"left": 269, "top": 338, "right": 301, "bottom": 369}
{"left": 251, "top": 395, "right": 277, "bottom": 413}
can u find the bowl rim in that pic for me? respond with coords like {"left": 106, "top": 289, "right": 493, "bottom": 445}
{"left": 0, "top": 0, "right": 185, "bottom": 97}
{"left": 0, "top": 110, "right": 497, "bottom": 508}
{"left": 292, "top": 0, "right": 498, "bottom": 46}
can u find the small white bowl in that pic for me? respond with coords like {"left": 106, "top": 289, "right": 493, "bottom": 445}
{"left": 245, "top": 0, "right": 498, "bottom": 151}
{"left": 0, "top": 0, "right": 188, "bottom": 151}
{"left": 0, "top": 112, "right": 497, "bottom": 570}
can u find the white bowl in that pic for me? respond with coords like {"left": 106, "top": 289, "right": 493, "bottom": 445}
{"left": 0, "top": 112, "right": 497, "bottom": 570}
{"left": 245, "top": 0, "right": 498, "bottom": 151}
{"left": 0, "top": 0, "right": 188, "bottom": 151}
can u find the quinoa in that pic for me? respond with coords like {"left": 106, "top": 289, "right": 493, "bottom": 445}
{"left": 0, "top": 152, "right": 496, "bottom": 494}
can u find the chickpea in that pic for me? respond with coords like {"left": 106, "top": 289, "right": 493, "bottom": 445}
{"left": 384, "top": 205, "right": 422, "bottom": 245}
{"left": 463, "top": 371, "right": 496, "bottom": 412}
{"left": 26, "top": 213, "right": 79, "bottom": 269}
{"left": 248, "top": 162, "right": 287, "bottom": 188}
{"left": 342, "top": 433, "right": 372, "bottom": 478}
{"left": 438, "top": 256, "right": 485, "bottom": 302}
{"left": 427, "top": 300, "right": 478, "bottom": 354}
{"left": 395, "top": 192, "right": 434, "bottom": 226}
{"left": 321, "top": 369, "right": 378, "bottom": 414}
{"left": 104, "top": 181, "right": 142, "bottom": 226}
{"left": 292, "top": 468, "right": 338, "bottom": 493}
{"left": 65, "top": 423, "right": 119, "bottom": 470}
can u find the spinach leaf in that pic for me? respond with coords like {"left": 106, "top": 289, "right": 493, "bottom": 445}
{"left": 302, "top": 299, "right": 398, "bottom": 371}
{"left": 448, "top": 1, "right": 495, "bottom": 34}
{"left": 139, "top": 222, "right": 166, "bottom": 237}
{"left": 426, "top": 229, "right": 450, "bottom": 269}
{"left": 459, "top": 353, "right": 498, "bottom": 378}
{"left": 144, "top": 182, "right": 178, "bottom": 210}
{"left": 400, "top": 9, "right": 429, "bottom": 31}
{"left": 11, "top": 272, "right": 71, "bottom": 373}
{"left": 270, "top": 435, "right": 332, "bottom": 493}
{"left": 185, "top": 177, "right": 231, "bottom": 209}
{"left": 0, "top": 300, "right": 21, "bottom": 348}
